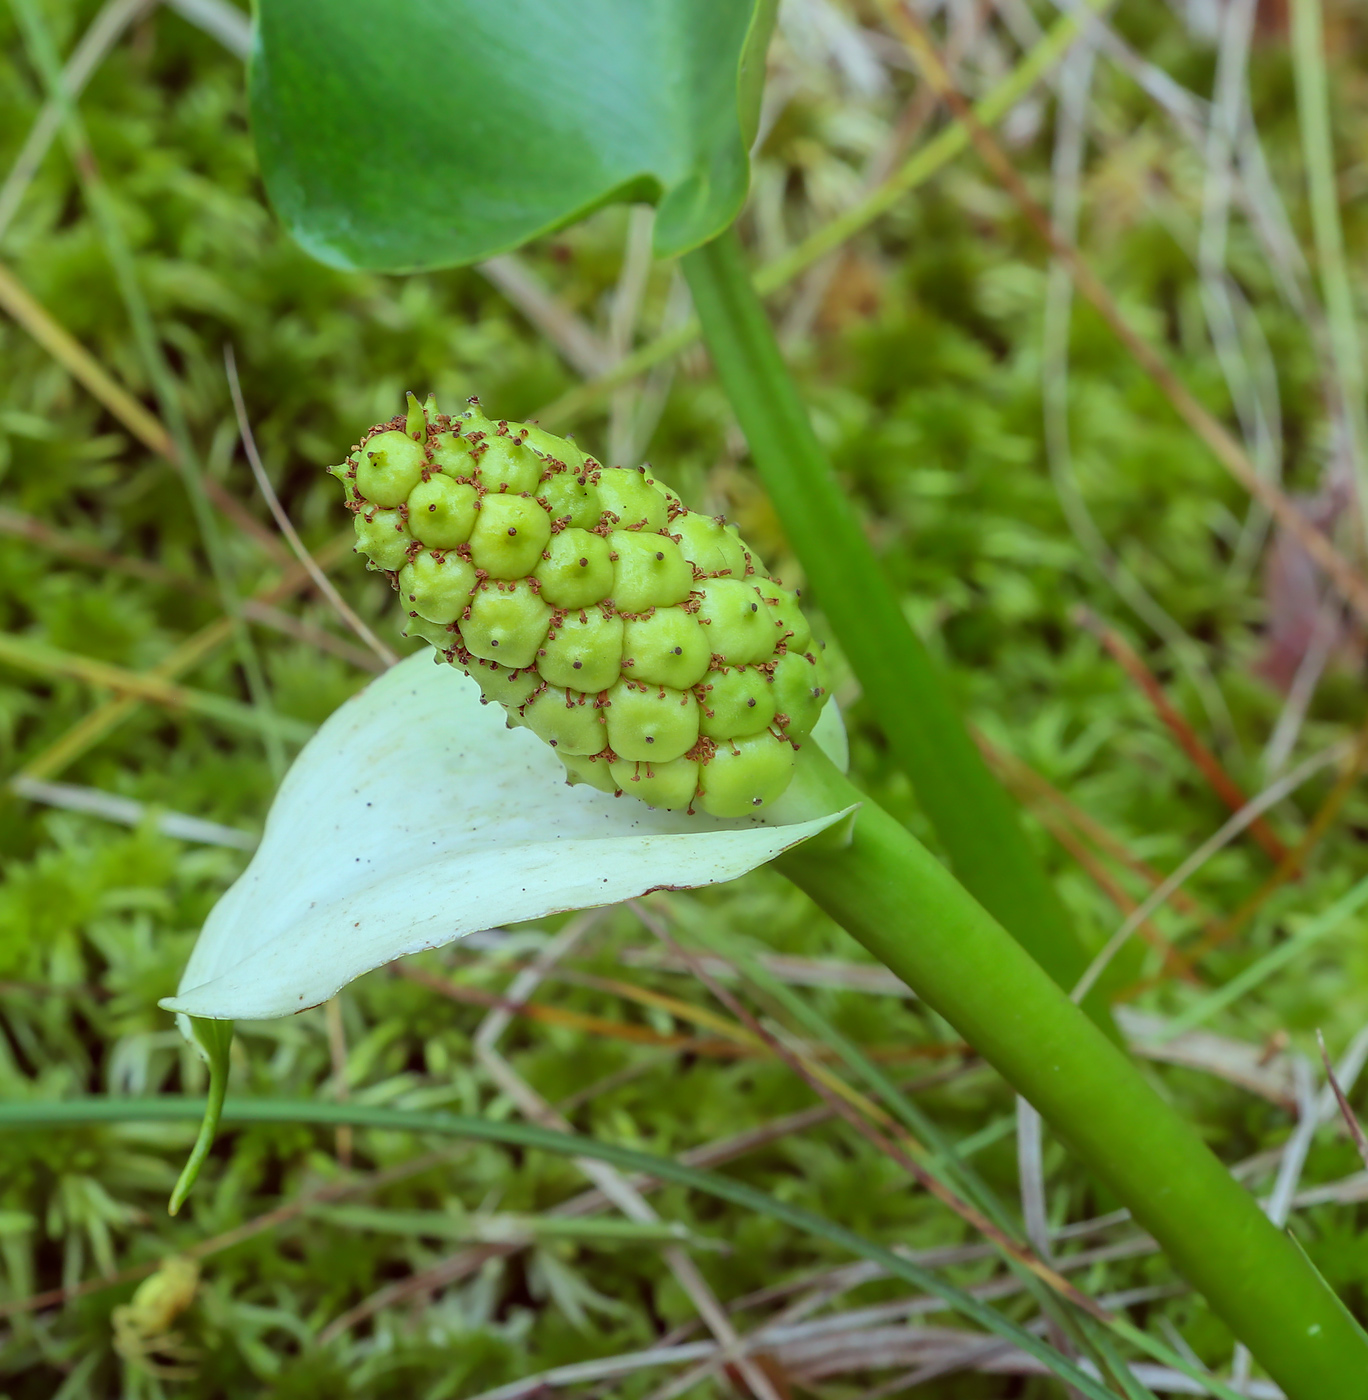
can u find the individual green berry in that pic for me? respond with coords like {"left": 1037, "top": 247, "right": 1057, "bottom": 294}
{"left": 522, "top": 425, "right": 586, "bottom": 473}
{"left": 754, "top": 577, "right": 811, "bottom": 651}
{"left": 540, "top": 470, "right": 603, "bottom": 529}
{"left": 462, "top": 580, "right": 553, "bottom": 668}
{"left": 431, "top": 429, "right": 478, "bottom": 478}
{"left": 353, "top": 508, "right": 414, "bottom": 571}
{"left": 695, "top": 579, "right": 773, "bottom": 666}
{"left": 698, "top": 732, "right": 795, "bottom": 818}
{"left": 559, "top": 751, "right": 619, "bottom": 794}
{"left": 609, "top": 755, "right": 700, "bottom": 810}
{"left": 610, "top": 532, "right": 695, "bottom": 613}
{"left": 597, "top": 467, "right": 669, "bottom": 530}
{"left": 621, "top": 609, "right": 710, "bottom": 689}
{"left": 398, "top": 551, "right": 477, "bottom": 624}
{"left": 534, "top": 527, "right": 615, "bottom": 608}
{"left": 402, "top": 614, "right": 458, "bottom": 651}
{"left": 697, "top": 665, "right": 776, "bottom": 740}
{"left": 538, "top": 609, "right": 623, "bottom": 693}
{"left": 476, "top": 430, "right": 545, "bottom": 494}
{"left": 603, "top": 680, "right": 699, "bottom": 762}
{"left": 408, "top": 474, "right": 479, "bottom": 549}
{"left": 672, "top": 512, "right": 748, "bottom": 578}
{"left": 355, "top": 430, "right": 425, "bottom": 506}
{"left": 521, "top": 686, "right": 607, "bottom": 754}
{"left": 468, "top": 658, "right": 542, "bottom": 712}
{"left": 468, "top": 494, "right": 552, "bottom": 578}
{"left": 771, "top": 647, "right": 829, "bottom": 740}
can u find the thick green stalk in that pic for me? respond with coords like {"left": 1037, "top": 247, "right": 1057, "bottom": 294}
{"left": 681, "top": 228, "right": 1096, "bottom": 1004}
{"left": 774, "top": 746, "right": 1368, "bottom": 1399}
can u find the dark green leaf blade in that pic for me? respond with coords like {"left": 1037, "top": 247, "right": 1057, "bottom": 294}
{"left": 251, "top": 0, "right": 769, "bottom": 270}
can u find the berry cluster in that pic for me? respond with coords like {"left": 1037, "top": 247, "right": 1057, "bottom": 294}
{"left": 331, "top": 396, "right": 828, "bottom": 817}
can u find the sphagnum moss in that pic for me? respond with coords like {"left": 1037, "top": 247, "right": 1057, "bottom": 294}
{"left": 330, "top": 394, "right": 829, "bottom": 817}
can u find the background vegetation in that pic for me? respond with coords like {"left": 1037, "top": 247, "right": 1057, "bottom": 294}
{"left": 1, "top": 0, "right": 1367, "bottom": 1394}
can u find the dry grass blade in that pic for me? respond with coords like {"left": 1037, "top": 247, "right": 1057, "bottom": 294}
{"left": 1143, "top": 712, "right": 1368, "bottom": 992}
{"left": 0, "top": 504, "right": 382, "bottom": 671}
{"left": 1317, "top": 1030, "right": 1368, "bottom": 1169}
{"left": 9, "top": 776, "right": 257, "bottom": 850}
{"left": 1072, "top": 738, "right": 1352, "bottom": 1002}
{"left": 15, "top": 532, "right": 353, "bottom": 781}
{"left": 415, "top": 915, "right": 788, "bottom": 1400}
{"left": 395, "top": 960, "right": 787, "bottom": 1057}
{"left": 1117, "top": 1010, "right": 1297, "bottom": 1110}
{"left": 479, "top": 253, "right": 612, "bottom": 378}
{"left": 224, "top": 345, "right": 397, "bottom": 666}
{"left": 876, "top": 0, "right": 1368, "bottom": 630}
{"left": 630, "top": 905, "right": 1110, "bottom": 1322}
{"left": 978, "top": 733, "right": 1215, "bottom": 926}
{"left": 1078, "top": 609, "right": 1290, "bottom": 863}
{"left": 0, "top": 503, "right": 193, "bottom": 590}
{"left": 0, "top": 631, "right": 311, "bottom": 742}
{"left": 0, "top": 260, "right": 288, "bottom": 563}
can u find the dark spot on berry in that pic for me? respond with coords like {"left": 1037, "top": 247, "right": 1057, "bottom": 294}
{"left": 673, "top": 646, "right": 682, "bottom": 655}
{"left": 645, "top": 735, "right": 654, "bottom": 744}
{"left": 655, "top": 551, "right": 664, "bottom": 561}
{"left": 428, "top": 503, "right": 437, "bottom": 511}
{"left": 508, "top": 527, "right": 517, "bottom": 536}
{"left": 751, "top": 796, "right": 763, "bottom": 806}
{"left": 747, "top": 697, "right": 756, "bottom": 707}
{"left": 750, "top": 602, "right": 758, "bottom": 612}
{"left": 573, "top": 660, "right": 583, "bottom": 669}
{"left": 579, "top": 557, "right": 588, "bottom": 567}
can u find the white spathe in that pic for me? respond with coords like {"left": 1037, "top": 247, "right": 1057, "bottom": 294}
{"left": 163, "top": 650, "right": 850, "bottom": 1021}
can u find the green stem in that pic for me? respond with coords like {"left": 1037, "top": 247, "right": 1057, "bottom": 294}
{"left": 774, "top": 745, "right": 1368, "bottom": 1399}
{"left": 681, "top": 227, "right": 1102, "bottom": 1013}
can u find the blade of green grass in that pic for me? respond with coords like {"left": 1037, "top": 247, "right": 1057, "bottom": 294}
{"left": 1152, "top": 872, "right": 1368, "bottom": 1044}
{"left": 1289, "top": 0, "right": 1368, "bottom": 541}
{"left": 0, "top": 1092, "right": 1132, "bottom": 1400}
{"left": 681, "top": 226, "right": 1106, "bottom": 1027}
{"left": 10, "top": 0, "right": 286, "bottom": 778}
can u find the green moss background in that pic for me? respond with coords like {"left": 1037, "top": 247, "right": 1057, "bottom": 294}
{"left": 2, "top": 0, "right": 1368, "bottom": 1395}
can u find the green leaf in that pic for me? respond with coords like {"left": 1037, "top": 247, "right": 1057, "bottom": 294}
{"left": 250, "top": 0, "right": 776, "bottom": 271}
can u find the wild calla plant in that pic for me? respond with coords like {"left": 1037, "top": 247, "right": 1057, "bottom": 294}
{"left": 157, "top": 403, "right": 1368, "bottom": 1396}
{"left": 157, "top": 3, "right": 1368, "bottom": 1391}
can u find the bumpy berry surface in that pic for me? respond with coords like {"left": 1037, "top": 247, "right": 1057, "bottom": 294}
{"left": 331, "top": 395, "right": 830, "bottom": 817}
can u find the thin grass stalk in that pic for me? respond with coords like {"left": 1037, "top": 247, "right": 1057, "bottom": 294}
{"left": 680, "top": 227, "right": 1104, "bottom": 1026}
{"left": 1289, "top": 0, "right": 1368, "bottom": 539}
{"left": 770, "top": 746, "right": 1368, "bottom": 1397}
